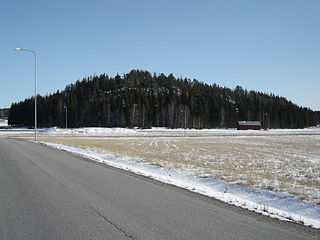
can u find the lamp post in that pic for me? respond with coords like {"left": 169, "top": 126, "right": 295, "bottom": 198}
{"left": 64, "top": 105, "right": 68, "bottom": 129}
{"left": 14, "top": 48, "right": 37, "bottom": 141}
{"left": 181, "top": 108, "right": 187, "bottom": 129}
{"left": 265, "top": 113, "right": 270, "bottom": 130}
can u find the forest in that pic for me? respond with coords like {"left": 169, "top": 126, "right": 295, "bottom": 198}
{"left": 8, "top": 70, "right": 317, "bottom": 129}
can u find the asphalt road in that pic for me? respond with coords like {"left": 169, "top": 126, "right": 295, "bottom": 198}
{"left": 0, "top": 138, "right": 318, "bottom": 240}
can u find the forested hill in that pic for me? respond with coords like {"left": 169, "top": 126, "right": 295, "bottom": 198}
{"left": 8, "top": 70, "right": 317, "bottom": 129}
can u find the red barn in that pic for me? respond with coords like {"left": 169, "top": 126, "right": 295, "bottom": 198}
{"left": 237, "top": 121, "right": 261, "bottom": 130}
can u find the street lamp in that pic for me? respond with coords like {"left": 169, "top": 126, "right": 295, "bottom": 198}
{"left": 264, "top": 113, "right": 270, "bottom": 130}
{"left": 181, "top": 109, "right": 187, "bottom": 129}
{"left": 14, "top": 48, "right": 38, "bottom": 141}
{"left": 64, "top": 105, "right": 68, "bottom": 129}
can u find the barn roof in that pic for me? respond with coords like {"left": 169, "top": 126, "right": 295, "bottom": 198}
{"left": 238, "top": 121, "right": 261, "bottom": 126}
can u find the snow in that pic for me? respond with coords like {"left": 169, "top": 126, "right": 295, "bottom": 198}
{"left": 43, "top": 127, "right": 137, "bottom": 136}
{"left": 0, "top": 126, "right": 137, "bottom": 136}
{"left": 0, "top": 128, "right": 34, "bottom": 135}
{"left": 42, "top": 141, "right": 320, "bottom": 229}
{"left": 2, "top": 125, "right": 320, "bottom": 136}
{"left": 41, "top": 126, "right": 320, "bottom": 137}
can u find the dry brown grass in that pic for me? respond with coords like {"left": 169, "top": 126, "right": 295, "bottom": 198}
{"left": 38, "top": 134, "right": 320, "bottom": 203}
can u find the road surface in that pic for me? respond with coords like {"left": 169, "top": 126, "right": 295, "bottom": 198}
{"left": 0, "top": 138, "right": 318, "bottom": 239}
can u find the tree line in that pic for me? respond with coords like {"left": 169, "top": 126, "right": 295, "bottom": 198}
{"left": 8, "top": 70, "right": 317, "bottom": 129}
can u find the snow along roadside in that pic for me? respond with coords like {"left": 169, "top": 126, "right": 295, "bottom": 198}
{"left": 41, "top": 141, "right": 320, "bottom": 229}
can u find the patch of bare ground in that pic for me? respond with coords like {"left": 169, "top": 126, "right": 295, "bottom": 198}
{"left": 39, "top": 134, "right": 320, "bottom": 203}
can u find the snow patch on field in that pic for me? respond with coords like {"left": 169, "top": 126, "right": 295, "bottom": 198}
{"left": 42, "top": 141, "right": 320, "bottom": 229}
{"left": 43, "top": 127, "right": 137, "bottom": 136}
{"left": 42, "top": 126, "right": 320, "bottom": 137}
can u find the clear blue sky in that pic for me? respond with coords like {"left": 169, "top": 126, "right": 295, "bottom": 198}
{"left": 1, "top": 0, "right": 319, "bottom": 110}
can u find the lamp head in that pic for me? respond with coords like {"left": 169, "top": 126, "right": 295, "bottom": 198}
{"left": 14, "top": 48, "right": 22, "bottom": 51}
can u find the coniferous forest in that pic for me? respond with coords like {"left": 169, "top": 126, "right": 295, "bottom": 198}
{"left": 8, "top": 70, "right": 317, "bottom": 129}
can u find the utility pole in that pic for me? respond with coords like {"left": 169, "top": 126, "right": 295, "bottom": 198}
{"left": 64, "top": 105, "right": 68, "bottom": 128}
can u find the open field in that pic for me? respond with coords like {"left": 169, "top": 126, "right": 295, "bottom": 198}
{"left": 33, "top": 128, "right": 320, "bottom": 204}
